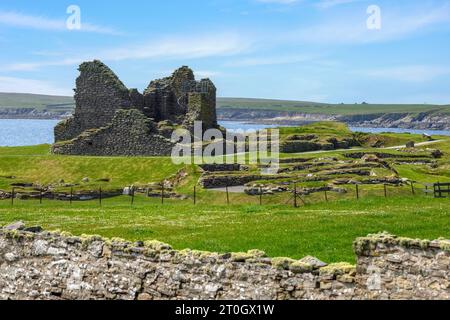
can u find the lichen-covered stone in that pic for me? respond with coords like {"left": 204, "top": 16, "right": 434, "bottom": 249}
{"left": 53, "top": 62, "right": 218, "bottom": 156}
{"left": 55, "top": 60, "right": 132, "bottom": 142}
{"left": 0, "top": 226, "right": 448, "bottom": 300}
{"left": 53, "top": 109, "right": 175, "bottom": 156}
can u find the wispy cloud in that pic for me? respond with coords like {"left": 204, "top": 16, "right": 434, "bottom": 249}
{"left": 362, "top": 65, "right": 450, "bottom": 83}
{"left": 314, "top": 0, "right": 363, "bottom": 10}
{"left": 194, "top": 70, "right": 221, "bottom": 78}
{"left": 3, "top": 58, "right": 85, "bottom": 72}
{"left": 256, "top": 0, "right": 299, "bottom": 4}
{"left": 294, "top": 3, "right": 450, "bottom": 44}
{"left": 103, "top": 33, "right": 250, "bottom": 61}
{"left": 1, "top": 32, "right": 251, "bottom": 72}
{"left": 0, "top": 10, "right": 122, "bottom": 35}
{"left": 225, "top": 54, "right": 314, "bottom": 67}
{"left": 0, "top": 76, "right": 72, "bottom": 95}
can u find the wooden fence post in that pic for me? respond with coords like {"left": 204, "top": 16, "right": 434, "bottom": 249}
{"left": 226, "top": 184, "right": 230, "bottom": 205}
{"left": 193, "top": 186, "right": 196, "bottom": 205}
{"left": 411, "top": 182, "right": 415, "bottom": 195}
{"left": 294, "top": 183, "right": 298, "bottom": 208}
{"left": 356, "top": 184, "right": 360, "bottom": 200}
{"left": 39, "top": 189, "right": 43, "bottom": 204}
{"left": 70, "top": 187, "right": 73, "bottom": 205}
{"left": 131, "top": 187, "right": 135, "bottom": 206}
{"left": 11, "top": 188, "right": 14, "bottom": 206}
{"left": 259, "top": 186, "right": 263, "bottom": 206}
{"left": 324, "top": 189, "right": 328, "bottom": 202}
{"left": 384, "top": 184, "right": 387, "bottom": 198}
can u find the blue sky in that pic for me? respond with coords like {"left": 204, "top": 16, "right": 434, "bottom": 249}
{"left": 0, "top": 0, "right": 450, "bottom": 104}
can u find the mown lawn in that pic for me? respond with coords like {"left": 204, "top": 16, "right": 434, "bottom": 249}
{"left": 0, "top": 195, "right": 448, "bottom": 263}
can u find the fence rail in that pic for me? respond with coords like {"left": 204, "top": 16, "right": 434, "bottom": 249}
{"left": 433, "top": 182, "right": 450, "bottom": 198}
{"left": 1, "top": 180, "right": 449, "bottom": 208}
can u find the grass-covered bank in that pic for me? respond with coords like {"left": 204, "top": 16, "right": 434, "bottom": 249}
{"left": 0, "top": 124, "right": 449, "bottom": 263}
{"left": 0, "top": 144, "right": 184, "bottom": 191}
{"left": 0, "top": 195, "right": 449, "bottom": 263}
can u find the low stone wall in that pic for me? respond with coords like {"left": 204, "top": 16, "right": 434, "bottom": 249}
{"left": 354, "top": 234, "right": 450, "bottom": 300}
{"left": 199, "top": 173, "right": 264, "bottom": 188}
{"left": 0, "top": 224, "right": 448, "bottom": 300}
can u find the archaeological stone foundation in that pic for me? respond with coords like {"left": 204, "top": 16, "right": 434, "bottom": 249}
{"left": 52, "top": 61, "right": 219, "bottom": 156}
{"left": 0, "top": 223, "right": 448, "bottom": 300}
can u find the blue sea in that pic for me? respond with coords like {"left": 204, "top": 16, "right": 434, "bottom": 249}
{"left": 0, "top": 119, "right": 449, "bottom": 147}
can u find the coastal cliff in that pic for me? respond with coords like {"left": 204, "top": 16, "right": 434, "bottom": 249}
{"left": 217, "top": 109, "right": 450, "bottom": 131}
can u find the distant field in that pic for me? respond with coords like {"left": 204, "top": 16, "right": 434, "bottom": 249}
{"left": 1, "top": 92, "right": 449, "bottom": 116}
{"left": 217, "top": 98, "right": 450, "bottom": 115}
{"left": 0, "top": 92, "right": 74, "bottom": 111}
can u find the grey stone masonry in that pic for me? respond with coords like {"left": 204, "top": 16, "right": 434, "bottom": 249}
{"left": 53, "top": 109, "right": 175, "bottom": 156}
{"left": 0, "top": 224, "right": 448, "bottom": 300}
{"left": 53, "top": 61, "right": 218, "bottom": 156}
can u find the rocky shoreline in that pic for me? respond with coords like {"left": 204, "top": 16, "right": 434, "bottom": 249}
{"left": 218, "top": 109, "right": 450, "bottom": 131}
{"left": 0, "top": 108, "right": 71, "bottom": 120}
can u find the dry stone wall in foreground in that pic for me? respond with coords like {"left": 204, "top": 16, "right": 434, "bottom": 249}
{"left": 0, "top": 223, "right": 448, "bottom": 300}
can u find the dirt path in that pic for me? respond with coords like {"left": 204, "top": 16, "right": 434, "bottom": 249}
{"left": 296, "top": 140, "right": 444, "bottom": 155}
{"left": 384, "top": 140, "right": 444, "bottom": 149}
{"left": 208, "top": 186, "right": 247, "bottom": 193}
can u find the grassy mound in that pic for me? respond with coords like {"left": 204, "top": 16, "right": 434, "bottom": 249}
{"left": 0, "top": 145, "right": 184, "bottom": 191}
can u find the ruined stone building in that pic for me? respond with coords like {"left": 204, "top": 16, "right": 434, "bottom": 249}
{"left": 52, "top": 60, "right": 218, "bottom": 156}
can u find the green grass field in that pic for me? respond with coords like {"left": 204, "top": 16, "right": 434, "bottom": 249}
{"left": 0, "top": 93, "right": 74, "bottom": 111}
{"left": 0, "top": 144, "right": 183, "bottom": 191}
{"left": 0, "top": 130, "right": 449, "bottom": 263}
{"left": 0, "top": 122, "right": 442, "bottom": 192}
{"left": 218, "top": 97, "right": 450, "bottom": 115}
{"left": 0, "top": 195, "right": 449, "bottom": 263}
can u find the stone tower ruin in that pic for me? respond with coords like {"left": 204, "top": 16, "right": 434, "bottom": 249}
{"left": 52, "top": 60, "right": 219, "bottom": 156}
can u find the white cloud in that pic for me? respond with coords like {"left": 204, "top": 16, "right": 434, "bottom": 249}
{"left": 362, "top": 65, "right": 450, "bottom": 83}
{"left": 256, "top": 0, "right": 299, "bottom": 4}
{"left": 0, "top": 76, "right": 72, "bottom": 95}
{"left": 293, "top": 3, "right": 450, "bottom": 44}
{"left": 4, "top": 58, "right": 84, "bottom": 72}
{"left": 194, "top": 70, "right": 221, "bottom": 78}
{"left": 315, "top": 0, "right": 363, "bottom": 9}
{"left": 0, "top": 11, "right": 122, "bottom": 35}
{"left": 103, "top": 33, "right": 249, "bottom": 61}
{"left": 2, "top": 32, "right": 251, "bottom": 72}
{"left": 225, "top": 54, "right": 314, "bottom": 67}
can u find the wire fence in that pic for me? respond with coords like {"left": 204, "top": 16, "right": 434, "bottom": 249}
{"left": 1, "top": 180, "right": 448, "bottom": 208}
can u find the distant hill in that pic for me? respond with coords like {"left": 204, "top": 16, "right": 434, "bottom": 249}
{"left": 0, "top": 93, "right": 449, "bottom": 129}
{"left": 1, "top": 92, "right": 449, "bottom": 115}
{"left": 0, "top": 92, "right": 75, "bottom": 111}
{"left": 217, "top": 97, "right": 450, "bottom": 115}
